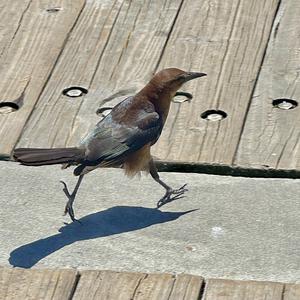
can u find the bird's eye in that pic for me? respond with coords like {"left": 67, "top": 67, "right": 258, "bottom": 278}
{"left": 172, "top": 74, "right": 185, "bottom": 82}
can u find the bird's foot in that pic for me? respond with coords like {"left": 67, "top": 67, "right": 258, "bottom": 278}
{"left": 60, "top": 181, "right": 81, "bottom": 224}
{"left": 156, "top": 184, "right": 188, "bottom": 208}
{"left": 64, "top": 198, "right": 79, "bottom": 223}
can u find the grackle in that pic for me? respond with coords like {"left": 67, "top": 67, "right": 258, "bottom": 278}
{"left": 13, "top": 68, "right": 206, "bottom": 222}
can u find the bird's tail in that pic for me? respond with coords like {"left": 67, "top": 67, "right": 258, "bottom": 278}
{"left": 13, "top": 147, "right": 85, "bottom": 166}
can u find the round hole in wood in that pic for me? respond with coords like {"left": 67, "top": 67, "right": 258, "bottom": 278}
{"left": 272, "top": 98, "right": 298, "bottom": 110}
{"left": 96, "top": 107, "right": 113, "bottom": 117}
{"left": 0, "top": 102, "right": 19, "bottom": 114}
{"left": 201, "top": 109, "right": 227, "bottom": 121}
{"left": 62, "top": 86, "right": 88, "bottom": 98}
{"left": 172, "top": 92, "right": 193, "bottom": 103}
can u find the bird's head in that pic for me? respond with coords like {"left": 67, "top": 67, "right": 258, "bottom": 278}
{"left": 137, "top": 68, "right": 207, "bottom": 123}
{"left": 150, "top": 68, "right": 207, "bottom": 93}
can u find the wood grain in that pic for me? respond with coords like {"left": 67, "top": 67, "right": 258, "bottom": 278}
{"left": 0, "top": 0, "right": 31, "bottom": 58}
{"left": 151, "top": 0, "right": 280, "bottom": 165}
{"left": 203, "top": 279, "right": 284, "bottom": 300}
{"left": 235, "top": 0, "right": 300, "bottom": 170}
{"left": 16, "top": 0, "right": 183, "bottom": 149}
{"left": 73, "top": 270, "right": 146, "bottom": 300}
{"left": 283, "top": 284, "right": 300, "bottom": 300}
{"left": 168, "top": 274, "right": 204, "bottom": 300}
{"left": 0, "top": 268, "right": 77, "bottom": 300}
{"left": 133, "top": 273, "right": 176, "bottom": 299}
{"left": 0, "top": 268, "right": 298, "bottom": 299}
{"left": 0, "top": 0, "right": 85, "bottom": 156}
{"left": 73, "top": 271, "right": 203, "bottom": 300}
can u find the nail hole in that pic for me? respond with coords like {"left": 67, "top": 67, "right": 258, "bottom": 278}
{"left": 0, "top": 102, "right": 19, "bottom": 114}
{"left": 272, "top": 98, "right": 298, "bottom": 110}
{"left": 46, "top": 7, "right": 62, "bottom": 13}
{"left": 201, "top": 110, "right": 227, "bottom": 121}
{"left": 62, "top": 86, "right": 88, "bottom": 98}
{"left": 96, "top": 107, "right": 113, "bottom": 117}
{"left": 172, "top": 92, "right": 193, "bottom": 103}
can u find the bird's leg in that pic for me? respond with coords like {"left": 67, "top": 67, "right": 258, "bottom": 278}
{"left": 149, "top": 159, "right": 188, "bottom": 208}
{"left": 60, "top": 174, "right": 84, "bottom": 222}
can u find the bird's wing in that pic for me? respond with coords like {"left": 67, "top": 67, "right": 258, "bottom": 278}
{"left": 80, "top": 97, "right": 162, "bottom": 166}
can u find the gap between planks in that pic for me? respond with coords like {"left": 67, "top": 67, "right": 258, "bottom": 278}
{"left": 0, "top": 0, "right": 86, "bottom": 155}
{"left": 13, "top": 0, "right": 280, "bottom": 170}
{"left": 3, "top": 0, "right": 298, "bottom": 177}
{"left": 1, "top": 269, "right": 300, "bottom": 300}
{"left": 235, "top": 0, "right": 300, "bottom": 170}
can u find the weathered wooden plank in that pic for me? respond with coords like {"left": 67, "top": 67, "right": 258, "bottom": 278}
{"left": 168, "top": 274, "right": 204, "bottom": 300}
{"left": 133, "top": 273, "right": 176, "bottom": 300}
{"left": 0, "top": 268, "right": 77, "bottom": 300}
{"left": 203, "top": 279, "right": 284, "bottom": 300}
{"left": 150, "top": 0, "right": 280, "bottom": 165}
{"left": 16, "top": 0, "right": 183, "bottom": 149}
{"left": 133, "top": 273, "right": 203, "bottom": 300}
{"left": 0, "top": 1, "right": 31, "bottom": 57}
{"left": 283, "top": 284, "right": 300, "bottom": 300}
{"left": 73, "top": 270, "right": 146, "bottom": 300}
{"left": 235, "top": 0, "right": 300, "bottom": 170}
{"left": 0, "top": 0, "right": 85, "bottom": 156}
{"left": 74, "top": 271, "right": 203, "bottom": 300}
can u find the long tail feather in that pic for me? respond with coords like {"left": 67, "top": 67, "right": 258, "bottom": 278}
{"left": 13, "top": 147, "right": 85, "bottom": 166}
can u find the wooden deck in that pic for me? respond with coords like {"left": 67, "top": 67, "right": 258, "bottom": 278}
{"left": 1, "top": 268, "right": 300, "bottom": 300}
{"left": 0, "top": 0, "right": 299, "bottom": 297}
{"left": 0, "top": 0, "right": 299, "bottom": 175}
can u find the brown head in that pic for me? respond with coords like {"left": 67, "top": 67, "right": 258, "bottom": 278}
{"left": 149, "top": 68, "right": 206, "bottom": 93}
{"left": 138, "top": 68, "right": 206, "bottom": 122}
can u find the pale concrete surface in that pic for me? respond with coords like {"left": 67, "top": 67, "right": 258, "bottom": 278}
{"left": 0, "top": 161, "right": 299, "bottom": 283}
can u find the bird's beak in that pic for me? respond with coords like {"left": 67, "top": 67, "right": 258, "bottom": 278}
{"left": 184, "top": 72, "right": 207, "bottom": 82}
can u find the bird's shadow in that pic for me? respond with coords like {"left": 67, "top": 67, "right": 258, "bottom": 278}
{"left": 9, "top": 205, "right": 197, "bottom": 268}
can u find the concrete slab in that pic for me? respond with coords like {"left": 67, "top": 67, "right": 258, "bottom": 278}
{"left": 0, "top": 161, "right": 299, "bottom": 283}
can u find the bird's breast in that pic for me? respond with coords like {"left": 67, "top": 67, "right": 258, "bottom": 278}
{"left": 123, "top": 143, "right": 152, "bottom": 177}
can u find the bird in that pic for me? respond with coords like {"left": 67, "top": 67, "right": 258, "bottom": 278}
{"left": 13, "top": 68, "right": 206, "bottom": 222}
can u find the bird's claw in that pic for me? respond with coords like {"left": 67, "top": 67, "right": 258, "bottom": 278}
{"left": 63, "top": 200, "right": 81, "bottom": 224}
{"left": 156, "top": 184, "right": 188, "bottom": 208}
{"left": 60, "top": 180, "right": 81, "bottom": 224}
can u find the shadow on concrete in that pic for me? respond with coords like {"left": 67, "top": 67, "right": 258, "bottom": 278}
{"left": 9, "top": 205, "right": 196, "bottom": 268}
